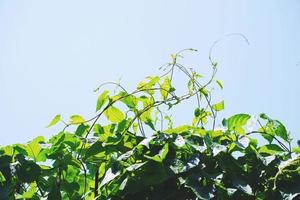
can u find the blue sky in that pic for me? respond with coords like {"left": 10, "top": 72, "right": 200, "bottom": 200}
{"left": 0, "top": 1, "right": 300, "bottom": 145}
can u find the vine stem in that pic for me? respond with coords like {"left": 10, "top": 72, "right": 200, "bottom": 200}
{"left": 94, "top": 168, "right": 99, "bottom": 198}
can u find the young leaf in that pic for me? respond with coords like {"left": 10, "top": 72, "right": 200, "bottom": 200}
{"left": 46, "top": 114, "right": 61, "bottom": 128}
{"left": 96, "top": 90, "right": 109, "bottom": 112}
{"left": 160, "top": 76, "right": 171, "bottom": 100}
{"left": 212, "top": 100, "right": 224, "bottom": 111}
{"left": 227, "top": 114, "right": 250, "bottom": 131}
{"left": 26, "top": 136, "right": 45, "bottom": 162}
{"left": 216, "top": 79, "right": 224, "bottom": 89}
{"left": 70, "top": 115, "right": 85, "bottom": 124}
{"left": 104, "top": 106, "right": 125, "bottom": 123}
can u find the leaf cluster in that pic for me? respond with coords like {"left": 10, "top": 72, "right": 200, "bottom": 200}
{"left": 0, "top": 50, "right": 299, "bottom": 200}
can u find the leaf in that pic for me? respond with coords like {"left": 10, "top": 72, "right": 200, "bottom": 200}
{"left": 85, "top": 141, "right": 104, "bottom": 159}
{"left": 292, "top": 147, "right": 300, "bottom": 153}
{"left": 100, "top": 168, "right": 120, "bottom": 188}
{"left": 137, "top": 76, "right": 160, "bottom": 92}
{"left": 159, "top": 143, "right": 169, "bottom": 160}
{"left": 121, "top": 95, "right": 137, "bottom": 109}
{"left": 119, "top": 176, "right": 129, "bottom": 191}
{"left": 0, "top": 171, "right": 5, "bottom": 182}
{"left": 164, "top": 125, "right": 191, "bottom": 134}
{"left": 145, "top": 143, "right": 169, "bottom": 163}
{"left": 160, "top": 76, "right": 171, "bottom": 100}
{"left": 126, "top": 162, "right": 146, "bottom": 171}
{"left": 75, "top": 124, "right": 89, "bottom": 136}
{"left": 46, "top": 114, "right": 61, "bottom": 128}
{"left": 194, "top": 108, "right": 201, "bottom": 117}
{"left": 70, "top": 115, "right": 85, "bottom": 124}
{"left": 216, "top": 80, "right": 223, "bottom": 89}
{"left": 233, "top": 178, "right": 253, "bottom": 195}
{"left": 273, "top": 120, "right": 288, "bottom": 141}
{"left": 26, "top": 136, "right": 45, "bottom": 162}
{"left": 259, "top": 114, "right": 289, "bottom": 142}
{"left": 227, "top": 114, "right": 251, "bottom": 131}
{"left": 20, "top": 183, "right": 36, "bottom": 198}
{"left": 212, "top": 100, "right": 224, "bottom": 111}
{"left": 138, "top": 136, "right": 155, "bottom": 149}
{"left": 258, "top": 144, "right": 285, "bottom": 155}
{"left": 104, "top": 106, "right": 125, "bottom": 123}
{"left": 96, "top": 90, "right": 109, "bottom": 112}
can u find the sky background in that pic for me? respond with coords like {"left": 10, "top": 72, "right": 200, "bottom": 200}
{"left": 0, "top": 1, "right": 300, "bottom": 145}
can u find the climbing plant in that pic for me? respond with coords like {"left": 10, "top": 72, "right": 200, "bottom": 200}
{"left": 0, "top": 49, "right": 300, "bottom": 200}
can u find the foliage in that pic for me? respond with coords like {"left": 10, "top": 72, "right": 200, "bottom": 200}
{"left": 1, "top": 49, "right": 300, "bottom": 200}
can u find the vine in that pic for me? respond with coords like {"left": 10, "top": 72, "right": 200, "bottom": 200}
{"left": 0, "top": 49, "right": 299, "bottom": 200}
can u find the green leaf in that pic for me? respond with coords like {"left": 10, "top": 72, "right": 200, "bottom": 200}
{"left": 260, "top": 113, "right": 289, "bottom": 142}
{"left": 121, "top": 95, "right": 137, "bottom": 109}
{"left": 145, "top": 143, "right": 169, "bottom": 163}
{"left": 0, "top": 171, "right": 5, "bottom": 182}
{"left": 292, "top": 147, "right": 300, "bottom": 153}
{"left": 46, "top": 114, "right": 61, "bottom": 128}
{"left": 26, "top": 136, "right": 45, "bottom": 162}
{"left": 104, "top": 106, "right": 125, "bottom": 123}
{"left": 258, "top": 144, "right": 285, "bottom": 155}
{"left": 70, "top": 115, "right": 85, "bottom": 124}
{"left": 19, "top": 183, "right": 37, "bottom": 198}
{"left": 227, "top": 114, "right": 250, "bottom": 131}
{"left": 164, "top": 125, "right": 191, "bottom": 134}
{"left": 126, "top": 162, "right": 146, "bottom": 172}
{"left": 194, "top": 108, "right": 201, "bottom": 117}
{"left": 160, "top": 76, "right": 171, "bottom": 100}
{"left": 273, "top": 120, "right": 288, "bottom": 141}
{"left": 75, "top": 124, "right": 89, "bottom": 136}
{"left": 85, "top": 141, "right": 104, "bottom": 159}
{"left": 96, "top": 90, "right": 109, "bottom": 112}
{"left": 159, "top": 143, "right": 169, "bottom": 160}
{"left": 137, "top": 76, "right": 160, "bottom": 93}
{"left": 216, "top": 79, "right": 223, "bottom": 89}
{"left": 100, "top": 168, "right": 120, "bottom": 188}
{"left": 212, "top": 100, "right": 224, "bottom": 111}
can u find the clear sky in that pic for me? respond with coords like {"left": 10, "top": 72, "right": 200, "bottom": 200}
{"left": 0, "top": 1, "right": 300, "bottom": 145}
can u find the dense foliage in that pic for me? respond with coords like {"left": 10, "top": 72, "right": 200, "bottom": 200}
{"left": 1, "top": 49, "right": 300, "bottom": 199}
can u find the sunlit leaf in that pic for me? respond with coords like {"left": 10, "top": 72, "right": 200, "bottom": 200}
{"left": 100, "top": 168, "right": 120, "bottom": 188}
{"left": 70, "top": 115, "right": 85, "bottom": 124}
{"left": 96, "top": 90, "right": 109, "bottom": 112}
{"left": 104, "top": 106, "right": 125, "bottom": 123}
{"left": 26, "top": 136, "right": 45, "bottom": 162}
{"left": 227, "top": 114, "right": 250, "bottom": 131}
{"left": 212, "top": 100, "right": 224, "bottom": 111}
{"left": 258, "top": 144, "right": 285, "bottom": 155}
{"left": 46, "top": 114, "right": 61, "bottom": 128}
{"left": 160, "top": 76, "right": 171, "bottom": 100}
